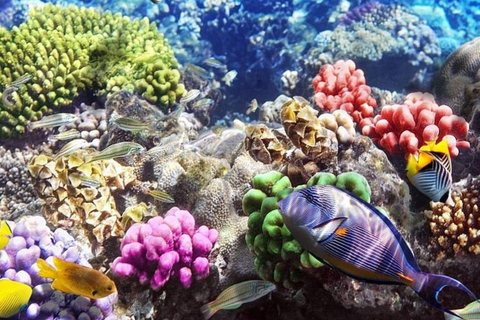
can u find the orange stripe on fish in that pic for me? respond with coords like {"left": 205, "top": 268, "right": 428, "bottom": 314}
{"left": 335, "top": 227, "right": 348, "bottom": 236}
{"left": 397, "top": 272, "right": 414, "bottom": 283}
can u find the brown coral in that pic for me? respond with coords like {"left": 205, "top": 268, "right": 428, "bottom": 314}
{"left": 244, "top": 124, "right": 288, "bottom": 164}
{"left": 428, "top": 176, "right": 480, "bottom": 256}
{"left": 28, "top": 151, "right": 136, "bottom": 243}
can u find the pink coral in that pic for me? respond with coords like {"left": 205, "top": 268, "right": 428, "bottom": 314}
{"left": 361, "top": 92, "right": 469, "bottom": 156}
{"left": 312, "top": 59, "right": 377, "bottom": 126}
{"left": 112, "top": 207, "right": 218, "bottom": 290}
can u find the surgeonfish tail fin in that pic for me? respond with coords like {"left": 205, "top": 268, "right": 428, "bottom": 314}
{"left": 415, "top": 272, "right": 476, "bottom": 317}
{"left": 36, "top": 258, "right": 58, "bottom": 280}
{"left": 200, "top": 302, "right": 217, "bottom": 320}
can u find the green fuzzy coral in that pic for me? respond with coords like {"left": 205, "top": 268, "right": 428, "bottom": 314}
{"left": 244, "top": 170, "right": 373, "bottom": 289}
{"left": 0, "top": 4, "right": 185, "bottom": 138}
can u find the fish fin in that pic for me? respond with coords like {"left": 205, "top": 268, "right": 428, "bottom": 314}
{"left": 330, "top": 186, "right": 422, "bottom": 272}
{"left": 200, "top": 303, "right": 217, "bottom": 320}
{"left": 311, "top": 217, "right": 347, "bottom": 243}
{"left": 52, "top": 256, "right": 72, "bottom": 271}
{"left": 0, "top": 236, "right": 10, "bottom": 250}
{"left": 223, "top": 303, "right": 242, "bottom": 310}
{"left": 0, "top": 221, "right": 12, "bottom": 236}
{"left": 36, "top": 258, "right": 58, "bottom": 279}
{"left": 406, "top": 152, "right": 420, "bottom": 180}
{"left": 444, "top": 312, "right": 462, "bottom": 320}
{"left": 415, "top": 272, "right": 476, "bottom": 317}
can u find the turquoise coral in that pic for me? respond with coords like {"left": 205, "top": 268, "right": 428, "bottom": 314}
{"left": 244, "top": 170, "right": 372, "bottom": 288}
{"left": 0, "top": 4, "right": 184, "bottom": 138}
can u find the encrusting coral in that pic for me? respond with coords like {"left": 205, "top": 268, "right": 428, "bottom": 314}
{"left": 0, "top": 4, "right": 185, "bottom": 138}
{"left": 427, "top": 176, "right": 480, "bottom": 257}
{"left": 244, "top": 170, "right": 372, "bottom": 289}
{"left": 27, "top": 151, "right": 136, "bottom": 244}
{"left": 0, "top": 216, "right": 117, "bottom": 319}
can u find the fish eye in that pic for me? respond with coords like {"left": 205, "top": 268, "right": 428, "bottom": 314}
{"left": 92, "top": 290, "right": 98, "bottom": 296}
{"left": 107, "top": 286, "right": 112, "bottom": 291}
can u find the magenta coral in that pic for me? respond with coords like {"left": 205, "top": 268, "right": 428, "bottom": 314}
{"left": 361, "top": 92, "right": 470, "bottom": 156}
{"left": 312, "top": 59, "right": 377, "bottom": 126}
{"left": 112, "top": 207, "right": 218, "bottom": 290}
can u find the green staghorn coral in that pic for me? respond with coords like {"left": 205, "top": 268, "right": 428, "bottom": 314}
{"left": 244, "top": 170, "right": 372, "bottom": 289}
{"left": 0, "top": 4, "right": 185, "bottom": 138}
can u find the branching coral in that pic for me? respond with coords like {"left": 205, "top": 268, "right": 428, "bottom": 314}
{"left": 28, "top": 151, "right": 136, "bottom": 243}
{"left": 0, "top": 4, "right": 184, "bottom": 138}
{"left": 427, "top": 176, "right": 480, "bottom": 256}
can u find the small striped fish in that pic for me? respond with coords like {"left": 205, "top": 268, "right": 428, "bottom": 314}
{"left": 406, "top": 139, "right": 453, "bottom": 204}
{"left": 200, "top": 280, "right": 275, "bottom": 319}
{"left": 85, "top": 141, "right": 145, "bottom": 163}
{"left": 186, "top": 63, "right": 212, "bottom": 80}
{"left": 54, "top": 139, "right": 88, "bottom": 160}
{"left": 113, "top": 117, "right": 153, "bottom": 133}
{"left": 1, "top": 74, "right": 32, "bottom": 107}
{"left": 446, "top": 300, "right": 480, "bottom": 320}
{"left": 180, "top": 89, "right": 201, "bottom": 104}
{"left": 147, "top": 190, "right": 175, "bottom": 204}
{"left": 28, "top": 113, "right": 79, "bottom": 131}
{"left": 203, "top": 57, "right": 225, "bottom": 69}
{"left": 48, "top": 129, "right": 81, "bottom": 142}
{"left": 69, "top": 173, "right": 100, "bottom": 188}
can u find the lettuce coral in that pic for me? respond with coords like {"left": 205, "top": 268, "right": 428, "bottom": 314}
{"left": 0, "top": 4, "right": 184, "bottom": 138}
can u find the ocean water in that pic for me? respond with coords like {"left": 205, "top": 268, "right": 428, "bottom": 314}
{"left": 0, "top": 0, "right": 479, "bottom": 319}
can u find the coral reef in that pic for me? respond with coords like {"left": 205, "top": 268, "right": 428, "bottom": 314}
{"left": 434, "top": 36, "right": 480, "bottom": 120}
{"left": 244, "top": 124, "right": 288, "bottom": 165}
{"left": 28, "top": 151, "right": 136, "bottom": 244}
{"left": 312, "top": 59, "right": 377, "bottom": 129}
{"left": 427, "top": 176, "right": 480, "bottom": 257}
{"left": 361, "top": 92, "right": 470, "bottom": 156}
{"left": 0, "top": 215, "right": 116, "bottom": 319}
{"left": 244, "top": 170, "right": 371, "bottom": 289}
{"left": 112, "top": 207, "right": 218, "bottom": 290}
{"left": 0, "top": 4, "right": 184, "bottom": 138}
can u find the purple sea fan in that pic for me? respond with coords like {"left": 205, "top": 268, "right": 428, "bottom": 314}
{"left": 112, "top": 207, "right": 219, "bottom": 290}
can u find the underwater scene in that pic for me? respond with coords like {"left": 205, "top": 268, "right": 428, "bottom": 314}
{"left": 1, "top": 0, "right": 480, "bottom": 319}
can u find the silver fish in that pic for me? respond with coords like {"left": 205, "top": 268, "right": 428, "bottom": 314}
{"left": 445, "top": 300, "right": 480, "bottom": 320}
{"left": 48, "top": 129, "right": 81, "bottom": 142}
{"left": 114, "top": 117, "right": 153, "bottom": 133}
{"left": 246, "top": 98, "right": 258, "bottom": 115}
{"left": 53, "top": 139, "right": 88, "bottom": 160}
{"left": 1, "top": 74, "right": 32, "bottom": 107}
{"left": 180, "top": 89, "right": 201, "bottom": 104}
{"left": 222, "top": 70, "right": 238, "bottom": 86}
{"left": 28, "top": 113, "right": 79, "bottom": 131}
{"left": 186, "top": 64, "right": 212, "bottom": 80}
{"left": 203, "top": 57, "right": 225, "bottom": 69}
{"left": 85, "top": 142, "right": 145, "bottom": 163}
{"left": 193, "top": 98, "right": 214, "bottom": 110}
{"left": 147, "top": 190, "right": 175, "bottom": 204}
{"left": 200, "top": 280, "right": 275, "bottom": 319}
{"left": 69, "top": 173, "right": 100, "bottom": 188}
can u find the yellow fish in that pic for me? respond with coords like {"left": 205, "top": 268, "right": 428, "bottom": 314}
{"left": 406, "top": 139, "right": 453, "bottom": 205}
{"left": 0, "top": 220, "right": 12, "bottom": 250}
{"left": 0, "top": 279, "right": 32, "bottom": 318}
{"left": 36, "top": 257, "right": 117, "bottom": 299}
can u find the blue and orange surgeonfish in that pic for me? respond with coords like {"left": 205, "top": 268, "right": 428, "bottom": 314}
{"left": 278, "top": 184, "right": 476, "bottom": 317}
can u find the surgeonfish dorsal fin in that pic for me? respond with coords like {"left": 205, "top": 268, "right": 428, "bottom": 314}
{"left": 311, "top": 217, "right": 347, "bottom": 243}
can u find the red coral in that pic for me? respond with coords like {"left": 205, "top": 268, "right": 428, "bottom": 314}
{"left": 361, "top": 92, "right": 470, "bottom": 156}
{"left": 312, "top": 60, "right": 377, "bottom": 126}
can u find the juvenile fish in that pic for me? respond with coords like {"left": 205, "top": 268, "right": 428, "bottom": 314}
{"left": 180, "top": 89, "right": 201, "bottom": 104}
{"left": 114, "top": 117, "right": 153, "bottom": 133}
{"left": 0, "top": 220, "right": 12, "bottom": 250}
{"left": 48, "top": 129, "right": 81, "bottom": 142}
{"left": 54, "top": 139, "right": 88, "bottom": 160}
{"left": 246, "top": 98, "right": 258, "bottom": 115}
{"left": 28, "top": 113, "right": 79, "bottom": 131}
{"left": 222, "top": 70, "right": 238, "bottom": 86}
{"left": 147, "top": 190, "right": 175, "bottom": 204}
{"left": 186, "top": 63, "right": 212, "bottom": 80}
{"left": 0, "top": 279, "right": 32, "bottom": 318}
{"left": 203, "top": 57, "right": 225, "bottom": 69}
{"left": 37, "top": 257, "right": 117, "bottom": 299}
{"left": 69, "top": 173, "right": 101, "bottom": 188}
{"left": 200, "top": 280, "right": 276, "bottom": 319}
{"left": 193, "top": 98, "right": 214, "bottom": 109}
{"left": 85, "top": 141, "right": 145, "bottom": 163}
{"left": 1, "top": 74, "right": 32, "bottom": 107}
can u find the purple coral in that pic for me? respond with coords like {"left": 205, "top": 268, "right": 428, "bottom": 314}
{"left": 112, "top": 207, "right": 218, "bottom": 290}
{"left": 0, "top": 216, "right": 117, "bottom": 320}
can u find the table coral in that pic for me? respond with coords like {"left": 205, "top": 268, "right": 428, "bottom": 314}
{"left": 27, "top": 151, "right": 136, "bottom": 244}
{"left": 427, "top": 176, "right": 480, "bottom": 257}
{"left": 0, "top": 216, "right": 117, "bottom": 320}
{"left": 312, "top": 60, "right": 377, "bottom": 129}
{"left": 361, "top": 92, "right": 470, "bottom": 156}
{"left": 112, "top": 207, "right": 218, "bottom": 290}
{"left": 244, "top": 170, "right": 372, "bottom": 289}
{"left": 0, "top": 4, "right": 184, "bottom": 138}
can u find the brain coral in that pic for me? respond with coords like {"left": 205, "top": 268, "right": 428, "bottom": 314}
{"left": 0, "top": 4, "right": 185, "bottom": 138}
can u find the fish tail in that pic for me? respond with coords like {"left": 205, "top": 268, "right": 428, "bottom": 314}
{"left": 200, "top": 302, "right": 217, "bottom": 320}
{"left": 414, "top": 272, "right": 476, "bottom": 317}
{"left": 36, "top": 258, "right": 58, "bottom": 280}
